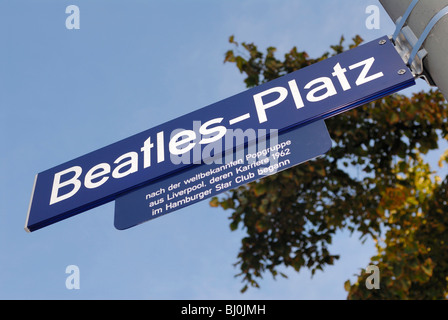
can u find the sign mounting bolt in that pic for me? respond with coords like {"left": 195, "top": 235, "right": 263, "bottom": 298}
{"left": 379, "top": 39, "right": 387, "bottom": 45}
{"left": 398, "top": 69, "right": 407, "bottom": 75}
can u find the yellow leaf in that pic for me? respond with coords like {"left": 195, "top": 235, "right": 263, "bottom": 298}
{"left": 344, "top": 280, "right": 352, "bottom": 292}
{"left": 209, "top": 197, "right": 220, "bottom": 208}
{"left": 438, "top": 149, "right": 448, "bottom": 167}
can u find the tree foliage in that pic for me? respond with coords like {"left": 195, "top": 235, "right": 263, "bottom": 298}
{"left": 210, "top": 35, "right": 448, "bottom": 298}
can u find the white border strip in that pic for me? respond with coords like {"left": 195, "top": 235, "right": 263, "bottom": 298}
{"left": 24, "top": 174, "right": 38, "bottom": 233}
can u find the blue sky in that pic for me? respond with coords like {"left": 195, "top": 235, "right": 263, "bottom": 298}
{"left": 0, "top": 0, "right": 436, "bottom": 299}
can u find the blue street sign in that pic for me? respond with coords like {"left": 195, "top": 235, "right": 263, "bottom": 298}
{"left": 25, "top": 36, "right": 415, "bottom": 232}
{"left": 114, "top": 120, "right": 332, "bottom": 230}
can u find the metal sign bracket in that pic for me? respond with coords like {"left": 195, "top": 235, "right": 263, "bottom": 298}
{"left": 391, "top": 0, "right": 448, "bottom": 87}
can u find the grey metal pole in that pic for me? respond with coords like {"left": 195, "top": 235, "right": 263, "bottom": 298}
{"left": 380, "top": 0, "right": 448, "bottom": 99}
